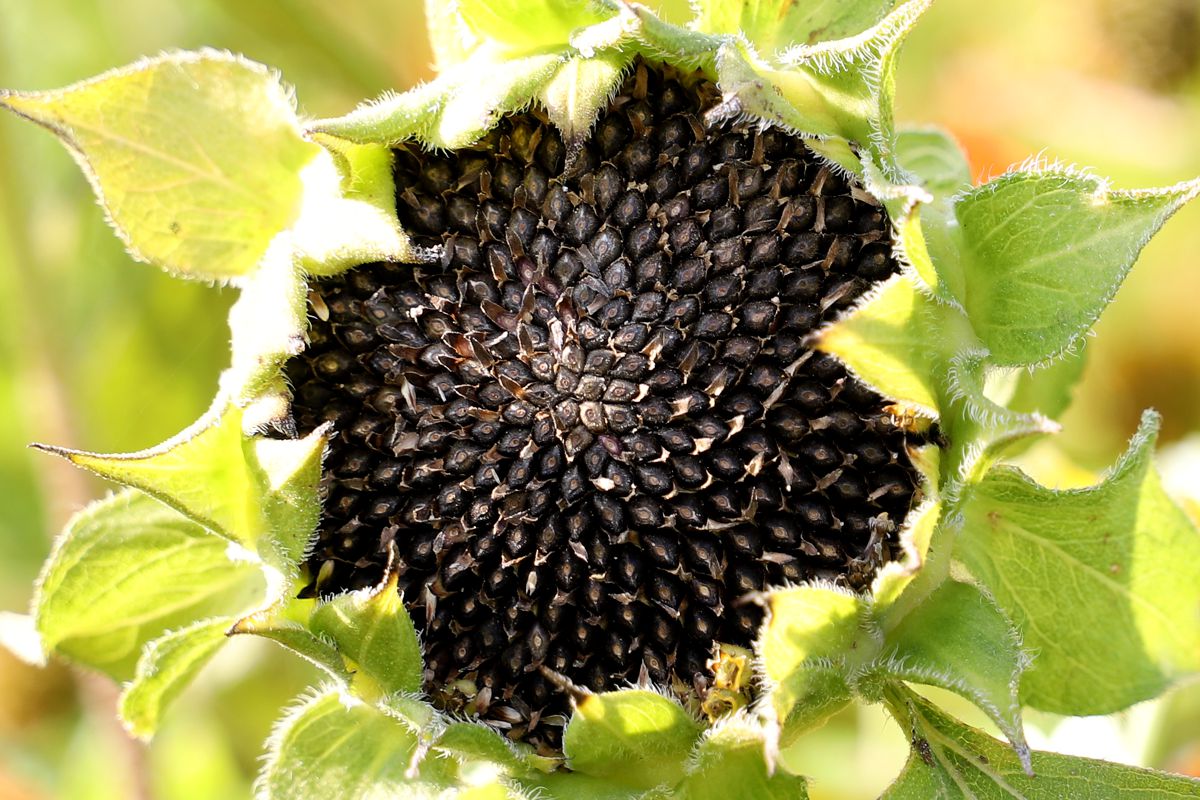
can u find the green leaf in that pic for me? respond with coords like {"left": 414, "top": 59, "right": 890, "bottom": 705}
{"left": 229, "top": 601, "right": 353, "bottom": 685}
{"left": 878, "top": 581, "right": 1030, "bottom": 771}
{"left": 434, "top": 723, "right": 531, "bottom": 777}
{"left": 711, "top": 42, "right": 854, "bottom": 144}
{"left": 757, "top": 585, "right": 877, "bottom": 745}
{"left": 895, "top": 127, "right": 971, "bottom": 196}
{"left": 940, "top": 352, "right": 1059, "bottom": 500}
{"left": 309, "top": 550, "right": 423, "bottom": 700}
{"left": 673, "top": 717, "right": 808, "bottom": 800}
{"left": 693, "top": 0, "right": 897, "bottom": 53}
{"left": 118, "top": 617, "right": 233, "bottom": 739}
{"left": 539, "top": 53, "right": 632, "bottom": 148}
{"left": 977, "top": 347, "right": 1088, "bottom": 459}
{"left": 258, "top": 687, "right": 457, "bottom": 800}
{"left": 629, "top": 4, "right": 727, "bottom": 64}
{"left": 713, "top": 0, "right": 930, "bottom": 164}
{"left": 956, "top": 411, "right": 1200, "bottom": 715}
{"left": 308, "top": 79, "right": 445, "bottom": 147}
{"left": 434, "top": 52, "right": 570, "bottom": 149}
{"left": 822, "top": 278, "right": 1054, "bottom": 505}
{"left": 882, "top": 685, "right": 1200, "bottom": 799}
{"left": 890, "top": 131, "right": 970, "bottom": 303}
{"left": 806, "top": 136, "right": 866, "bottom": 175}
{"left": 896, "top": 193, "right": 963, "bottom": 305}
{"left": 952, "top": 169, "right": 1200, "bottom": 366}
{"left": 251, "top": 428, "right": 328, "bottom": 568}
{"left": 314, "top": 0, "right": 923, "bottom": 163}
{"left": 40, "top": 405, "right": 262, "bottom": 546}
{"left": 377, "top": 693, "right": 440, "bottom": 736}
{"left": 456, "top": 0, "right": 614, "bottom": 55}
{"left": 816, "top": 274, "right": 961, "bottom": 416}
{"left": 40, "top": 404, "right": 326, "bottom": 569}
{"left": 0, "top": 50, "right": 318, "bottom": 280}
{"left": 316, "top": 0, "right": 926, "bottom": 163}
{"left": 458, "top": 785, "right": 527, "bottom": 800}
{"left": 34, "top": 490, "right": 265, "bottom": 679}
{"left": 870, "top": 499, "right": 942, "bottom": 613}
{"left": 530, "top": 771, "right": 641, "bottom": 800}
{"left": 563, "top": 689, "right": 702, "bottom": 791}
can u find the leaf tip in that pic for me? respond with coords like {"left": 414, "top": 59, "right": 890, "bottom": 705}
{"left": 0, "top": 90, "right": 51, "bottom": 126}
{"left": 1017, "top": 741, "right": 1034, "bottom": 777}
{"left": 116, "top": 701, "right": 155, "bottom": 743}
{"left": 28, "top": 441, "right": 77, "bottom": 461}
{"left": 358, "top": 540, "right": 405, "bottom": 608}
{"left": 29, "top": 440, "right": 133, "bottom": 476}
{"left": 1122, "top": 408, "right": 1163, "bottom": 464}
{"left": 227, "top": 608, "right": 271, "bottom": 637}
{"left": 1123, "top": 175, "right": 1200, "bottom": 207}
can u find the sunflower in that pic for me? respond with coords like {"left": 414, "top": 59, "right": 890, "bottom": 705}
{"left": 4, "top": 2, "right": 1200, "bottom": 798}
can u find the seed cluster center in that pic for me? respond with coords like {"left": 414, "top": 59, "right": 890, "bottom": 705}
{"left": 286, "top": 63, "right": 923, "bottom": 747}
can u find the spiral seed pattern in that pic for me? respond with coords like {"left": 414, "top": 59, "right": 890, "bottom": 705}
{"left": 286, "top": 62, "right": 924, "bottom": 749}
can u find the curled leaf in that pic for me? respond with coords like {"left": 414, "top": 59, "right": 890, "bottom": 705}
{"left": 816, "top": 274, "right": 972, "bottom": 418}
{"left": 952, "top": 169, "right": 1200, "bottom": 366}
{"left": 895, "top": 127, "right": 972, "bottom": 195}
{"left": 539, "top": 53, "right": 632, "bottom": 149}
{"left": 675, "top": 716, "right": 809, "bottom": 799}
{"left": 692, "top": 0, "right": 898, "bottom": 53}
{"left": 456, "top": 0, "right": 615, "bottom": 55}
{"left": 291, "top": 141, "right": 423, "bottom": 277}
{"left": 877, "top": 581, "right": 1031, "bottom": 772}
{"left": 38, "top": 404, "right": 268, "bottom": 548}
{"left": 37, "top": 404, "right": 327, "bottom": 571}
{"left": 957, "top": 411, "right": 1200, "bottom": 714}
{"left": 229, "top": 601, "right": 353, "bottom": 686}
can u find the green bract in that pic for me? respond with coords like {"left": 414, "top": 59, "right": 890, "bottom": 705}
{"left": 3, "top": 1, "right": 1200, "bottom": 797}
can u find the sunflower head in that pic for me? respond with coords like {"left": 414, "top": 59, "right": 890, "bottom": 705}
{"left": 289, "top": 59, "right": 925, "bottom": 749}
{"left": 4, "top": 1, "right": 1200, "bottom": 798}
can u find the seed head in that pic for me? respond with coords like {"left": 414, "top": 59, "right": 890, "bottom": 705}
{"left": 285, "top": 61, "right": 923, "bottom": 749}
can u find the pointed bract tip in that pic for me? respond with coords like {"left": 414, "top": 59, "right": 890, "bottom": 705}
{"left": 0, "top": 91, "right": 48, "bottom": 126}
{"left": 227, "top": 607, "right": 279, "bottom": 637}
{"left": 28, "top": 442, "right": 76, "bottom": 459}
{"left": 370, "top": 540, "right": 403, "bottom": 599}
{"left": 1017, "top": 742, "right": 1034, "bottom": 777}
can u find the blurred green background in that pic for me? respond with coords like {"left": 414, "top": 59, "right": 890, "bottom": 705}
{"left": 1, "top": 1, "right": 1198, "bottom": 798}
